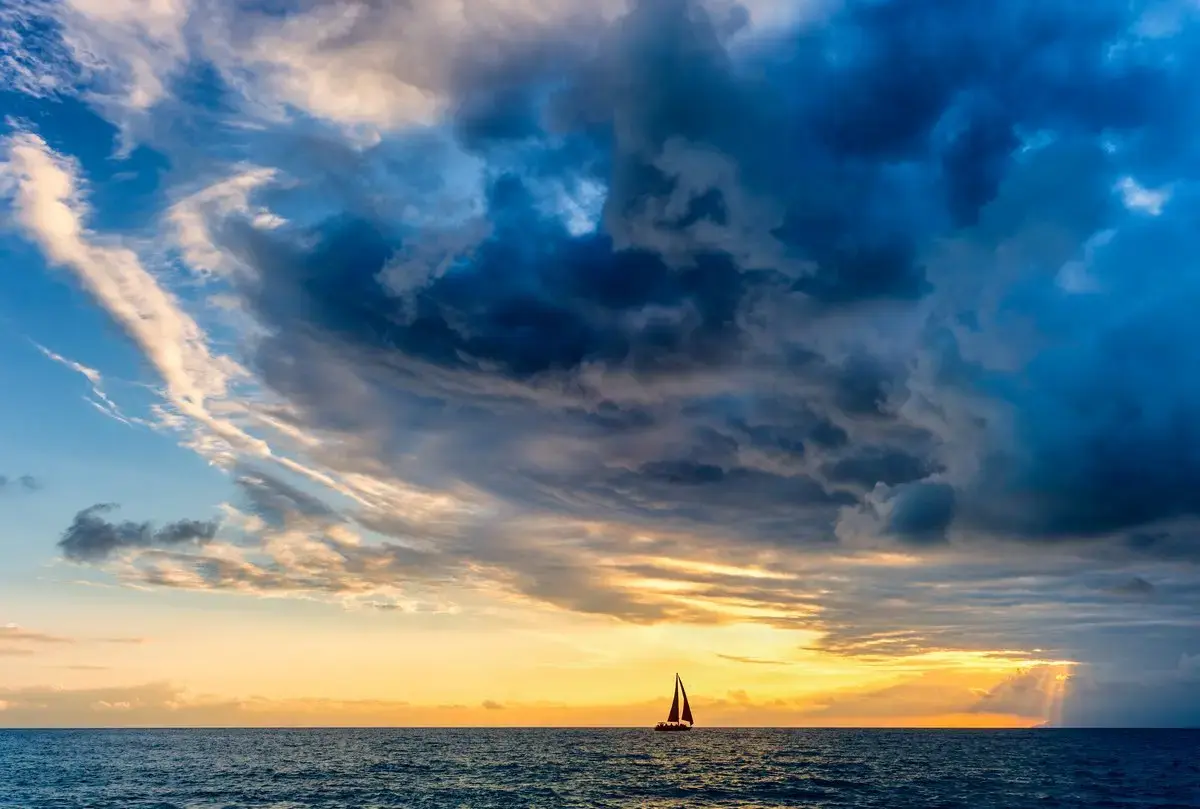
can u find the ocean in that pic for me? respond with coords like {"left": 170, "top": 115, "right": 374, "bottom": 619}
{"left": 0, "top": 728, "right": 1197, "bottom": 808}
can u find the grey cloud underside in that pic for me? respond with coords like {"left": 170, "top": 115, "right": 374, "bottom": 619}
{"left": 234, "top": 468, "right": 342, "bottom": 526}
{"left": 812, "top": 556, "right": 1200, "bottom": 666}
{"left": 58, "top": 504, "right": 219, "bottom": 562}
{"left": 126, "top": 471, "right": 726, "bottom": 623}
{"left": 98, "top": 473, "right": 1200, "bottom": 680}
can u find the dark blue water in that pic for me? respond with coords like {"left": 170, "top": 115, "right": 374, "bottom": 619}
{"left": 0, "top": 728, "right": 1197, "bottom": 808}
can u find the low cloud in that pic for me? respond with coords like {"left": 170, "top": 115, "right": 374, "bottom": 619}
{"left": 0, "top": 474, "right": 41, "bottom": 492}
{"left": 0, "top": 625, "right": 69, "bottom": 657}
{"left": 969, "top": 668, "right": 1063, "bottom": 720}
{"left": 55, "top": 665, "right": 111, "bottom": 671}
{"left": 58, "top": 504, "right": 219, "bottom": 562}
{"left": 716, "top": 654, "right": 788, "bottom": 666}
{"left": 0, "top": 625, "right": 147, "bottom": 655}
{"left": 1, "top": 625, "right": 66, "bottom": 641}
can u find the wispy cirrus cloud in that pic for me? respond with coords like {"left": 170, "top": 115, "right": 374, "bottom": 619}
{"left": 0, "top": 131, "right": 258, "bottom": 460}
{"left": 716, "top": 654, "right": 790, "bottom": 666}
{"left": 32, "top": 341, "right": 138, "bottom": 426}
{"left": 1, "top": 0, "right": 192, "bottom": 148}
{"left": 0, "top": 0, "right": 79, "bottom": 99}
{"left": 0, "top": 625, "right": 146, "bottom": 658}
{"left": 0, "top": 625, "right": 72, "bottom": 645}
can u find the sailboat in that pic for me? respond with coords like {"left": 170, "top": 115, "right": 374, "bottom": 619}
{"left": 653, "top": 673, "right": 694, "bottom": 731}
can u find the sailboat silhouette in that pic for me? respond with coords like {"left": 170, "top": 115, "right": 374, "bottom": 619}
{"left": 653, "top": 673, "right": 694, "bottom": 731}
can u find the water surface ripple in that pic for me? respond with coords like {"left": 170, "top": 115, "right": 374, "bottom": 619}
{"left": 1, "top": 728, "right": 1197, "bottom": 808}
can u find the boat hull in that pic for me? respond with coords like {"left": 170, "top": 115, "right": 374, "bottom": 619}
{"left": 653, "top": 723, "right": 692, "bottom": 732}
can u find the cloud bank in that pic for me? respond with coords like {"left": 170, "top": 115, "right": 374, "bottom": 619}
{"left": 4, "top": 0, "right": 1200, "bottom": 725}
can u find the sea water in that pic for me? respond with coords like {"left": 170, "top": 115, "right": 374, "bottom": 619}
{"left": 1, "top": 728, "right": 1197, "bottom": 808}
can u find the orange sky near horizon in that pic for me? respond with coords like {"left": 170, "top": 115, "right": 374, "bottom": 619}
{"left": 1, "top": 583, "right": 1072, "bottom": 728}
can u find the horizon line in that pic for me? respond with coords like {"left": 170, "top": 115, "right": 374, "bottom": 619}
{"left": 1, "top": 725, "right": 1194, "bottom": 731}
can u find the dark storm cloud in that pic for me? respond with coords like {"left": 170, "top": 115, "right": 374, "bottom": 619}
{"left": 936, "top": 216, "right": 1200, "bottom": 549}
{"left": 58, "top": 504, "right": 219, "bottom": 562}
{"left": 886, "top": 483, "right": 957, "bottom": 545}
{"left": 216, "top": 0, "right": 1192, "bottom": 552}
